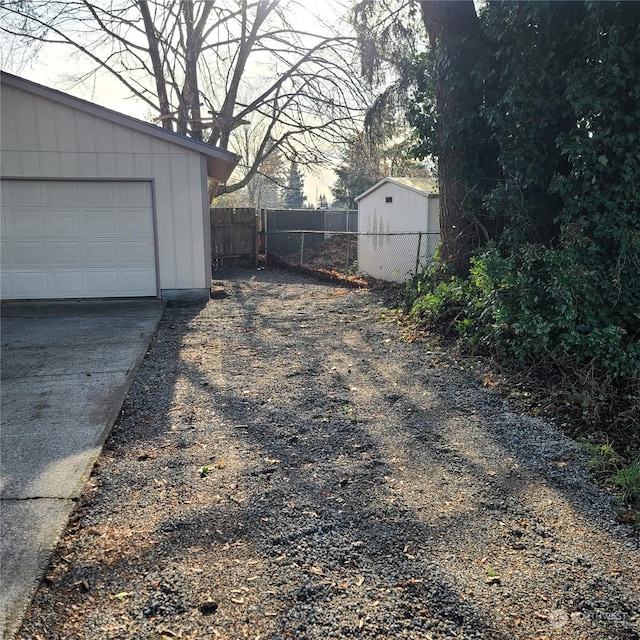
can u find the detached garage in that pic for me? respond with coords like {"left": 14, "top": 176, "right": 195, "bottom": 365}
{"left": 0, "top": 71, "right": 240, "bottom": 301}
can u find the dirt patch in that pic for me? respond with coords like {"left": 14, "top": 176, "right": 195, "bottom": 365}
{"left": 270, "top": 234, "right": 370, "bottom": 286}
{"left": 17, "top": 268, "right": 640, "bottom": 639}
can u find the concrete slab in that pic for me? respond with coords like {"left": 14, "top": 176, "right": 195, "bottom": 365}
{"left": 0, "top": 499, "right": 75, "bottom": 640}
{"left": 0, "top": 299, "right": 166, "bottom": 640}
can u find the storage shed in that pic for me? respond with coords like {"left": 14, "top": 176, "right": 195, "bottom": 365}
{"left": 0, "top": 72, "right": 240, "bottom": 301}
{"left": 355, "top": 177, "right": 439, "bottom": 282}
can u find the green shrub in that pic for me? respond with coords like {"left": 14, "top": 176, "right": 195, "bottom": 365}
{"left": 404, "top": 243, "right": 639, "bottom": 378}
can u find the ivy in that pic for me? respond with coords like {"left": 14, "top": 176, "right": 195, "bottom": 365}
{"left": 407, "top": 1, "right": 640, "bottom": 378}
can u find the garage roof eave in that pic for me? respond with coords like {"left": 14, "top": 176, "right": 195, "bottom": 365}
{"left": 0, "top": 71, "right": 241, "bottom": 183}
{"left": 207, "top": 155, "right": 239, "bottom": 184}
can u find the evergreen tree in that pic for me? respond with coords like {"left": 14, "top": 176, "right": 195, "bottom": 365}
{"left": 332, "top": 130, "right": 430, "bottom": 208}
{"left": 332, "top": 133, "right": 387, "bottom": 209}
{"left": 284, "top": 162, "right": 306, "bottom": 208}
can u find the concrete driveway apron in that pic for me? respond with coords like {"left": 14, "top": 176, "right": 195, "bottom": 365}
{"left": 0, "top": 299, "right": 166, "bottom": 640}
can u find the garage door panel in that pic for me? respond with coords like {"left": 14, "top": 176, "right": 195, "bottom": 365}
{"left": 7, "top": 271, "right": 48, "bottom": 297}
{"left": 2, "top": 181, "right": 39, "bottom": 205}
{"left": 46, "top": 271, "right": 84, "bottom": 297}
{"left": 84, "top": 270, "right": 119, "bottom": 294}
{"left": 77, "top": 181, "right": 114, "bottom": 205}
{"left": 116, "top": 210, "right": 153, "bottom": 235}
{"left": 84, "top": 241, "right": 117, "bottom": 264}
{"left": 5, "top": 210, "right": 45, "bottom": 235}
{"left": 48, "top": 241, "right": 82, "bottom": 265}
{"left": 115, "top": 181, "right": 150, "bottom": 206}
{"left": 47, "top": 211, "right": 80, "bottom": 235}
{"left": 1, "top": 180, "right": 156, "bottom": 299}
{"left": 118, "top": 241, "right": 154, "bottom": 264}
{"left": 119, "top": 269, "right": 156, "bottom": 294}
{"left": 43, "top": 181, "right": 78, "bottom": 205}
{"left": 82, "top": 211, "right": 116, "bottom": 234}
{"left": 1, "top": 269, "right": 10, "bottom": 292}
{"left": 10, "top": 241, "right": 47, "bottom": 265}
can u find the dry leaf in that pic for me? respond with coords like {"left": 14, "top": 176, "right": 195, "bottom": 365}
{"left": 398, "top": 578, "right": 423, "bottom": 588}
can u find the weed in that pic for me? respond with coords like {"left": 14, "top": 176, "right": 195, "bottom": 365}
{"left": 581, "top": 436, "right": 621, "bottom": 479}
{"left": 343, "top": 404, "right": 358, "bottom": 424}
{"left": 580, "top": 436, "right": 640, "bottom": 515}
{"left": 611, "top": 462, "right": 640, "bottom": 507}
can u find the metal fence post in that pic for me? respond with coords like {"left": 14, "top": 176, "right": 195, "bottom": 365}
{"left": 414, "top": 231, "right": 423, "bottom": 278}
{"left": 344, "top": 213, "right": 351, "bottom": 277}
{"left": 299, "top": 231, "right": 305, "bottom": 268}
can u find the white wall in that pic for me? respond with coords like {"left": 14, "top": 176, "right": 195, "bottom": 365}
{"left": 1, "top": 83, "right": 210, "bottom": 295}
{"left": 358, "top": 182, "right": 439, "bottom": 282}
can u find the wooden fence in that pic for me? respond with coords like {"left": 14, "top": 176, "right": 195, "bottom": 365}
{"left": 210, "top": 207, "right": 258, "bottom": 268}
{"left": 210, "top": 207, "right": 358, "bottom": 268}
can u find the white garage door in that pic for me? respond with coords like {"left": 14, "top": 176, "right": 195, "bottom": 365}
{"left": 1, "top": 180, "right": 157, "bottom": 299}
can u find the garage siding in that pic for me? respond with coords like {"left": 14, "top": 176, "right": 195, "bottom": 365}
{"left": 0, "top": 83, "right": 210, "bottom": 296}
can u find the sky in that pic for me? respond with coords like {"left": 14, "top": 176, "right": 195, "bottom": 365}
{"left": 0, "top": 1, "right": 348, "bottom": 206}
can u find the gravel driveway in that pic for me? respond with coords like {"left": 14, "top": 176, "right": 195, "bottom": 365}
{"left": 18, "top": 269, "right": 639, "bottom": 640}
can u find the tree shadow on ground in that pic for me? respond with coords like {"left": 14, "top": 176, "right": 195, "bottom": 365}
{"left": 18, "top": 270, "right": 639, "bottom": 640}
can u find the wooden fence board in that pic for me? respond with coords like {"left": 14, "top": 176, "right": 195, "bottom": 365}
{"left": 210, "top": 207, "right": 257, "bottom": 267}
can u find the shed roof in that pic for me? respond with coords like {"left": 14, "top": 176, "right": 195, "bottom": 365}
{"left": 0, "top": 71, "right": 241, "bottom": 183}
{"left": 355, "top": 176, "right": 438, "bottom": 202}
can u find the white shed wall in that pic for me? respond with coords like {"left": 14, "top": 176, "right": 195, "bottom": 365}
{"left": 1, "top": 84, "right": 210, "bottom": 295}
{"left": 358, "top": 182, "right": 439, "bottom": 282}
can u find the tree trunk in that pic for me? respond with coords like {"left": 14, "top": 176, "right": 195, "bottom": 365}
{"left": 138, "top": 0, "right": 173, "bottom": 131}
{"left": 420, "top": 1, "right": 487, "bottom": 276}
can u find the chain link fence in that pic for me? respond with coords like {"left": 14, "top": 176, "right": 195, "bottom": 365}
{"left": 264, "top": 230, "right": 440, "bottom": 283}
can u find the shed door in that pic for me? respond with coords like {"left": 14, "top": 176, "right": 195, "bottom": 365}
{"left": 1, "top": 180, "right": 157, "bottom": 299}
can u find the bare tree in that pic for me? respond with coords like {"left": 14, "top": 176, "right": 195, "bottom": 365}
{"left": 1, "top": 0, "right": 369, "bottom": 194}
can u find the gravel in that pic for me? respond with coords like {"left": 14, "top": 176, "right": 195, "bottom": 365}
{"left": 18, "top": 268, "right": 640, "bottom": 640}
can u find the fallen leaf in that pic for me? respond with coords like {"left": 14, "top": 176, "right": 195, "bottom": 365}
{"left": 355, "top": 575, "right": 365, "bottom": 587}
{"left": 397, "top": 578, "right": 423, "bottom": 588}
